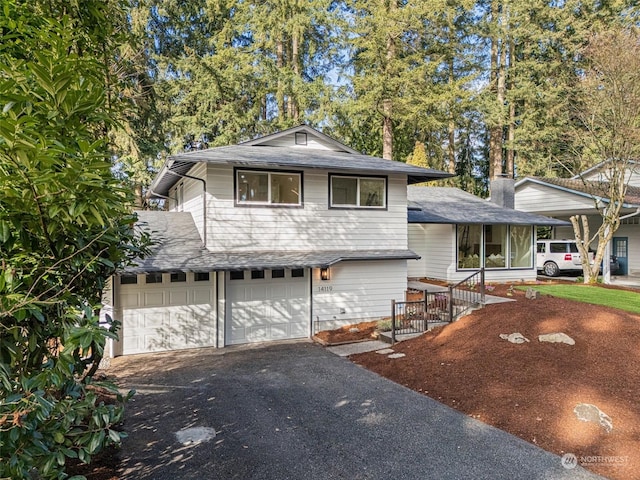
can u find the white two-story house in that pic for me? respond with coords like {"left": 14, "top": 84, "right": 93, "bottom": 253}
{"left": 106, "top": 126, "right": 451, "bottom": 355}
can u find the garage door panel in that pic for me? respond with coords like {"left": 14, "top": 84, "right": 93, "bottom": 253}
{"left": 121, "top": 293, "right": 140, "bottom": 308}
{"left": 144, "top": 292, "right": 164, "bottom": 306}
{"left": 121, "top": 280, "right": 215, "bottom": 355}
{"left": 227, "top": 270, "right": 309, "bottom": 345}
{"left": 169, "top": 290, "right": 188, "bottom": 305}
{"left": 193, "top": 289, "right": 211, "bottom": 304}
{"left": 289, "top": 322, "right": 307, "bottom": 337}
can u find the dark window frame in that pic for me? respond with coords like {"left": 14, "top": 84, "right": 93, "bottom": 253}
{"left": 120, "top": 274, "right": 138, "bottom": 285}
{"left": 145, "top": 272, "right": 163, "bottom": 284}
{"left": 234, "top": 167, "right": 303, "bottom": 208}
{"left": 328, "top": 174, "right": 388, "bottom": 210}
{"left": 170, "top": 272, "right": 187, "bottom": 283}
{"left": 271, "top": 269, "right": 285, "bottom": 278}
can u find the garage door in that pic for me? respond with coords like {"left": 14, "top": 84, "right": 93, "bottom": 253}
{"left": 119, "top": 272, "right": 215, "bottom": 355}
{"left": 226, "top": 268, "right": 310, "bottom": 345}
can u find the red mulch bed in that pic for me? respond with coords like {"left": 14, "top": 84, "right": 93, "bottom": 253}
{"left": 351, "top": 282, "right": 640, "bottom": 480}
{"left": 313, "top": 320, "right": 380, "bottom": 345}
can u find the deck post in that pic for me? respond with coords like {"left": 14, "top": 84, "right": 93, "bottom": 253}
{"left": 391, "top": 299, "right": 396, "bottom": 345}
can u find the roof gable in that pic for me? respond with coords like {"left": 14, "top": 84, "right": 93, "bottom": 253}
{"left": 149, "top": 128, "right": 452, "bottom": 197}
{"left": 515, "top": 177, "right": 640, "bottom": 207}
{"left": 571, "top": 160, "right": 640, "bottom": 181}
{"left": 239, "top": 125, "right": 360, "bottom": 154}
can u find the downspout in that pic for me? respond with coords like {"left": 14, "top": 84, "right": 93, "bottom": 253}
{"left": 163, "top": 170, "right": 207, "bottom": 248}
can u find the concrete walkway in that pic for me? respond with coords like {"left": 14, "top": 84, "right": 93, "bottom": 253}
{"left": 408, "top": 280, "right": 515, "bottom": 305}
{"left": 113, "top": 342, "right": 603, "bottom": 480}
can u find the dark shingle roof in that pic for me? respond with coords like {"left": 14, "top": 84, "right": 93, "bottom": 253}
{"left": 407, "top": 186, "right": 570, "bottom": 226}
{"left": 529, "top": 177, "right": 640, "bottom": 206}
{"left": 125, "top": 211, "right": 419, "bottom": 274}
{"left": 150, "top": 145, "right": 452, "bottom": 197}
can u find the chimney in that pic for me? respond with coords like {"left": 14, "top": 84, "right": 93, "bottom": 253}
{"left": 490, "top": 176, "right": 515, "bottom": 209}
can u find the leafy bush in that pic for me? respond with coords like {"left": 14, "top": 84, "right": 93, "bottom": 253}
{"left": 0, "top": 2, "right": 147, "bottom": 478}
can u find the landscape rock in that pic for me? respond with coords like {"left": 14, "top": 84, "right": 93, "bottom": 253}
{"left": 375, "top": 348, "right": 395, "bottom": 355}
{"left": 348, "top": 327, "right": 360, "bottom": 333}
{"left": 574, "top": 403, "right": 613, "bottom": 433}
{"left": 538, "top": 332, "right": 575, "bottom": 345}
{"left": 388, "top": 353, "right": 406, "bottom": 359}
{"left": 525, "top": 288, "right": 540, "bottom": 299}
{"left": 499, "top": 332, "right": 530, "bottom": 344}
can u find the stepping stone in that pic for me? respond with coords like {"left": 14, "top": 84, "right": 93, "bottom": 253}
{"left": 388, "top": 353, "right": 406, "bottom": 359}
{"left": 375, "top": 348, "right": 395, "bottom": 354}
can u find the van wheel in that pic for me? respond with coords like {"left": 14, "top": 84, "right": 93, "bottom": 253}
{"left": 543, "top": 262, "right": 560, "bottom": 277}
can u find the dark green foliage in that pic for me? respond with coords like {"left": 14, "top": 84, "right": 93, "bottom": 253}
{"left": 0, "top": 1, "right": 148, "bottom": 478}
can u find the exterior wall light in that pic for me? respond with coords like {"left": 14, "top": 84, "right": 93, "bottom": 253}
{"left": 320, "top": 267, "right": 330, "bottom": 281}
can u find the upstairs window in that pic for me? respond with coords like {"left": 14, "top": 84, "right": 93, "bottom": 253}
{"left": 236, "top": 169, "right": 302, "bottom": 206}
{"left": 330, "top": 175, "right": 386, "bottom": 208}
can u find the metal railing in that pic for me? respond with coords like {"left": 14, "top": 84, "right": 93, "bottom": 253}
{"left": 448, "top": 268, "right": 485, "bottom": 321}
{"left": 390, "top": 269, "right": 485, "bottom": 343}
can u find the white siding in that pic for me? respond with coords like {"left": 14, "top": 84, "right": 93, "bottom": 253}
{"left": 168, "top": 163, "right": 207, "bottom": 242}
{"left": 515, "top": 183, "right": 595, "bottom": 215}
{"left": 582, "top": 165, "right": 640, "bottom": 187}
{"left": 205, "top": 165, "right": 408, "bottom": 252}
{"left": 407, "top": 224, "right": 454, "bottom": 279}
{"left": 312, "top": 260, "right": 407, "bottom": 331}
{"left": 259, "top": 133, "right": 340, "bottom": 151}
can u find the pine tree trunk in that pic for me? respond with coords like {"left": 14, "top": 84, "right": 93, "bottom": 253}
{"left": 382, "top": 0, "right": 397, "bottom": 160}
{"left": 489, "top": 1, "right": 503, "bottom": 180}
{"left": 277, "top": 39, "right": 285, "bottom": 121}
{"left": 506, "top": 36, "right": 515, "bottom": 178}
{"left": 290, "top": 33, "right": 300, "bottom": 122}
{"left": 447, "top": 55, "right": 456, "bottom": 174}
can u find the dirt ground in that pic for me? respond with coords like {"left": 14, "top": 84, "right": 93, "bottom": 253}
{"left": 350, "top": 283, "right": 640, "bottom": 480}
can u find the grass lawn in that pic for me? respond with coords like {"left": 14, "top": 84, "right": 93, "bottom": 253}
{"left": 521, "top": 284, "right": 640, "bottom": 314}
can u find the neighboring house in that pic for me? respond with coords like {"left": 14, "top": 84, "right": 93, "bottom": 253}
{"left": 407, "top": 184, "right": 569, "bottom": 283}
{"left": 105, "top": 125, "right": 451, "bottom": 356}
{"left": 515, "top": 164, "right": 640, "bottom": 277}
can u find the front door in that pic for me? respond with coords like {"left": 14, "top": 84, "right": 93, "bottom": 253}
{"left": 613, "top": 237, "right": 628, "bottom": 275}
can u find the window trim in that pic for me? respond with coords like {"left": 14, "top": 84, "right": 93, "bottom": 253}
{"left": 234, "top": 167, "right": 303, "bottom": 207}
{"left": 328, "top": 174, "right": 388, "bottom": 210}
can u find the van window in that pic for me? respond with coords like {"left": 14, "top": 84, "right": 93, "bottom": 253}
{"left": 550, "top": 243, "right": 567, "bottom": 253}
{"left": 537, "top": 243, "right": 546, "bottom": 254}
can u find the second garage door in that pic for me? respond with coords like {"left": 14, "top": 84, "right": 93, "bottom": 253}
{"left": 226, "top": 268, "right": 310, "bottom": 345}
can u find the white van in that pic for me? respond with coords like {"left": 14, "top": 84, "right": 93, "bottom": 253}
{"left": 536, "top": 240, "right": 594, "bottom": 277}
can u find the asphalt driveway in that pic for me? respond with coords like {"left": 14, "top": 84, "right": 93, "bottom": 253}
{"left": 110, "top": 341, "right": 603, "bottom": 479}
